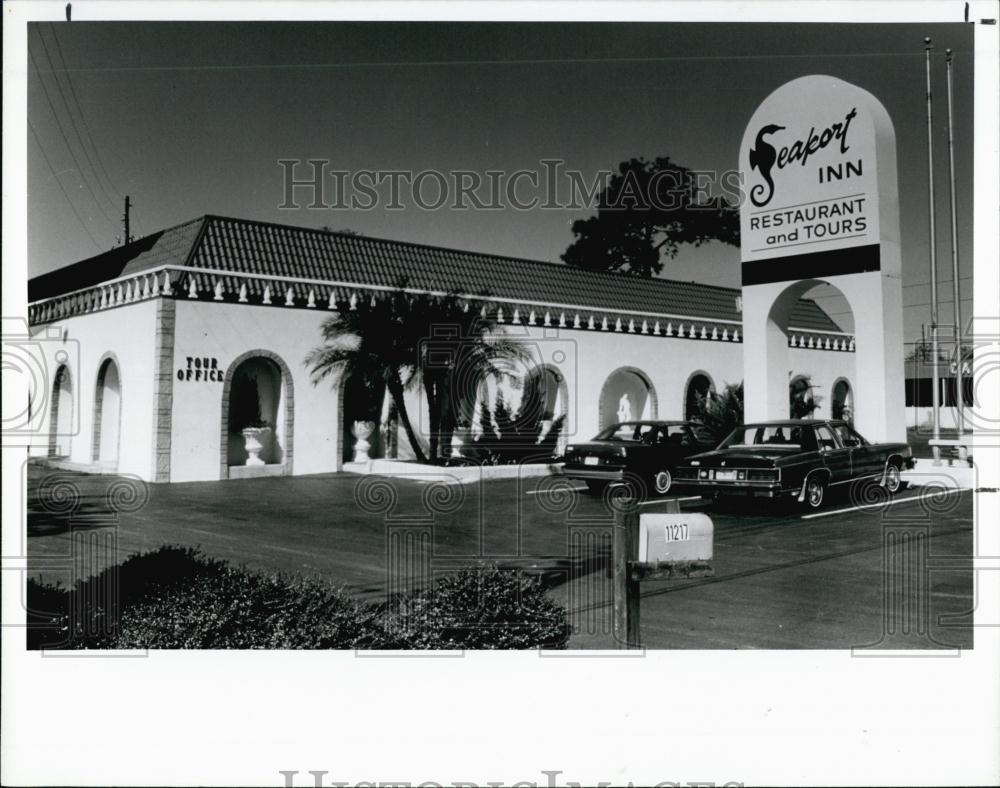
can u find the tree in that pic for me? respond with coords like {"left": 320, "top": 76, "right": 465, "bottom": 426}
{"left": 691, "top": 381, "right": 744, "bottom": 443}
{"left": 410, "top": 292, "right": 529, "bottom": 460}
{"left": 789, "top": 376, "right": 822, "bottom": 419}
{"left": 561, "top": 156, "right": 739, "bottom": 277}
{"left": 306, "top": 288, "right": 429, "bottom": 463}
{"left": 306, "top": 286, "right": 529, "bottom": 464}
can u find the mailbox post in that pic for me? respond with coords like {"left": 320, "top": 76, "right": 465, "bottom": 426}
{"left": 612, "top": 497, "right": 714, "bottom": 649}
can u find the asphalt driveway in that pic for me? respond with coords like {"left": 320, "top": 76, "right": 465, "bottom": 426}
{"left": 24, "top": 461, "right": 975, "bottom": 649}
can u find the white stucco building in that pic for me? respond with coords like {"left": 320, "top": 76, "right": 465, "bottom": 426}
{"left": 27, "top": 214, "right": 856, "bottom": 482}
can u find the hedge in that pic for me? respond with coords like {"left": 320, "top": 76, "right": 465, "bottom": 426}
{"left": 26, "top": 546, "right": 570, "bottom": 650}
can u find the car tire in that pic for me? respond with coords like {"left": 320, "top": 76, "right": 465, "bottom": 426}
{"left": 803, "top": 474, "right": 826, "bottom": 510}
{"left": 585, "top": 480, "right": 607, "bottom": 495}
{"left": 883, "top": 462, "right": 902, "bottom": 495}
{"left": 652, "top": 469, "right": 673, "bottom": 496}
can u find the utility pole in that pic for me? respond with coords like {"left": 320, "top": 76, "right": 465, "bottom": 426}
{"left": 924, "top": 37, "right": 941, "bottom": 459}
{"left": 123, "top": 195, "right": 132, "bottom": 244}
{"left": 945, "top": 48, "right": 965, "bottom": 433}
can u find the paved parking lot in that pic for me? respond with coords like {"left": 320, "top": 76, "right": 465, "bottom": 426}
{"left": 25, "top": 461, "right": 974, "bottom": 649}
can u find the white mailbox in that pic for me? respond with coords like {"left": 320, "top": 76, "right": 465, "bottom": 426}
{"left": 637, "top": 512, "right": 714, "bottom": 563}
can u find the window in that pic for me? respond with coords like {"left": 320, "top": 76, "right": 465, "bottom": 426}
{"left": 814, "top": 425, "right": 839, "bottom": 451}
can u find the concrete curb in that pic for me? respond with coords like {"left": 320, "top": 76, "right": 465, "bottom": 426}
{"left": 342, "top": 459, "right": 562, "bottom": 485}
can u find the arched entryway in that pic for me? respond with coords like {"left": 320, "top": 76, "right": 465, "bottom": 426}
{"left": 598, "top": 367, "right": 657, "bottom": 429}
{"left": 832, "top": 378, "right": 854, "bottom": 423}
{"left": 220, "top": 351, "right": 294, "bottom": 477}
{"left": 340, "top": 372, "right": 391, "bottom": 462}
{"left": 48, "top": 364, "right": 73, "bottom": 457}
{"left": 92, "top": 356, "right": 121, "bottom": 468}
{"left": 684, "top": 371, "right": 714, "bottom": 420}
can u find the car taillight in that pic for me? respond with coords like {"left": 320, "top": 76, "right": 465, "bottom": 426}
{"left": 699, "top": 470, "right": 709, "bottom": 479}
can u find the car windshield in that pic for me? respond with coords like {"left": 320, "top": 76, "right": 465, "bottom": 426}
{"left": 596, "top": 422, "right": 657, "bottom": 442}
{"left": 720, "top": 425, "right": 804, "bottom": 450}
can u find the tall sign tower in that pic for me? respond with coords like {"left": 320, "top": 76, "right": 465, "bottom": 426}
{"left": 739, "top": 75, "right": 906, "bottom": 443}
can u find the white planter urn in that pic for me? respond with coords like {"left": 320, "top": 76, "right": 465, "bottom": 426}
{"left": 241, "top": 426, "right": 272, "bottom": 467}
{"left": 352, "top": 420, "right": 375, "bottom": 462}
{"left": 450, "top": 430, "right": 466, "bottom": 459}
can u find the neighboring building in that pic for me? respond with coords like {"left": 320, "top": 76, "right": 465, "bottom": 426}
{"left": 27, "top": 214, "right": 855, "bottom": 482}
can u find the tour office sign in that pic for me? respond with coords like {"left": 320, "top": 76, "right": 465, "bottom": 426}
{"left": 739, "top": 75, "right": 906, "bottom": 443}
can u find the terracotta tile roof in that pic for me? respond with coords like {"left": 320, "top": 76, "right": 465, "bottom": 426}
{"left": 28, "top": 214, "right": 843, "bottom": 332}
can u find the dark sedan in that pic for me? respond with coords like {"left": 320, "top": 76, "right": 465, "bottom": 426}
{"left": 563, "top": 421, "right": 718, "bottom": 497}
{"left": 673, "top": 419, "right": 915, "bottom": 509}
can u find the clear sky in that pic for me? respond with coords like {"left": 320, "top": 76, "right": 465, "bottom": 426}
{"left": 27, "top": 21, "right": 975, "bottom": 343}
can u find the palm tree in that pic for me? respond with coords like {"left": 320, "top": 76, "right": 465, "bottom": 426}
{"left": 307, "top": 287, "right": 530, "bottom": 464}
{"left": 410, "top": 293, "right": 530, "bottom": 460}
{"left": 306, "top": 289, "right": 429, "bottom": 462}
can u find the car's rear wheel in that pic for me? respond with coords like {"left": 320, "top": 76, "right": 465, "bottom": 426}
{"left": 652, "top": 469, "right": 673, "bottom": 496}
{"left": 804, "top": 475, "right": 826, "bottom": 509}
{"left": 585, "top": 480, "right": 607, "bottom": 495}
{"left": 883, "top": 462, "right": 902, "bottom": 494}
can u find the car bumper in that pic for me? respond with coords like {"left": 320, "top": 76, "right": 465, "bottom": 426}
{"left": 563, "top": 466, "right": 626, "bottom": 482}
{"left": 674, "top": 479, "right": 792, "bottom": 498}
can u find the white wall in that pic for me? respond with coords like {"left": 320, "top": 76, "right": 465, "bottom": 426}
{"left": 27, "top": 301, "right": 159, "bottom": 479}
{"left": 170, "top": 300, "right": 342, "bottom": 482}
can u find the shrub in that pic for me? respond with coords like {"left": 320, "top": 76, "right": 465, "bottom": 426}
{"left": 692, "top": 381, "right": 744, "bottom": 443}
{"left": 114, "top": 569, "right": 374, "bottom": 649}
{"left": 373, "top": 565, "right": 571, "bottom": 650}
{"left": 469, "top": 392, "right": 566, "bottom": 465}
{"left": 27, "top": 547, "right": 570, "bottom": 650}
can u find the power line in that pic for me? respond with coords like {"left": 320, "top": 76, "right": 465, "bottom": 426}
{"left": 34, "top": 30, "right": 121, "bottom": 218}
{"left": 29, "top": 119, "right": 103, "bottom": 251}
{"left": 29, "top": 45, "right": 118, "bottom": 228}
{"left": 47, "top": 24, "right": 124, "bottom": 202}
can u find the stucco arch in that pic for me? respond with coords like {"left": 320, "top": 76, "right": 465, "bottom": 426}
{"left": 831, "top": 377, "right": 854, "bottom": 422}
{"left": 219, "top": 349, "right": 295, "bottom": 477}
{"left": 683, "top": 370, "right": 716, "bottom": 420}
{"left": 48, "top": 363, "right": 73, "bottom": 458}
{"left": 92, "top": 352, "right": 122, "bottom": 468}
{"left": 598, "top": 366, "right": 658, "bottom": 429}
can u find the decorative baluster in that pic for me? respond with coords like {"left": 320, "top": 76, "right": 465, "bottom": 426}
{"left": 560, "top": 312, "right": 567, "bottom": 328}
{"left": 544, "top": 311, "right": 552, "bottom": 327}
{"left": 601, "top": 316, "right": 609, "bottom": 331}
{"left": 711, "top": 326, "right": 718, "bottom": 340}
{"left": 162, "top": 272, "right": 173, "bottom": 295}
{"left": 528, "top": 310, "right": 536, "bottom": 326}
{"left": 285, "top": 286, "right": 295, "bottom": 306}
{"left": 238, "top": 283, "right": 249, "bottom": 303}
{"left": 653, "top": 320, "right": 661, "bottom": 336}
{"left": 263, "top": 284, "right": 272, "bottom": 305}
{"left": 640, "top": 320, "right": 648, "bottom": 334}
{"left": 214, "top": 280, "right": 225, "bottom": 301}
{"left": 512, "top": 308, "right": 521, "bottom": 324}
{"left": 627, "top": 319, "right": 635, "bottom": 333}
{"left": 587, "top": 315, "right": 595, "bottom": 330}
{"left": 328, "top": 290, "right": 337, "bottom": 309}
{"left": 497, "top": 307, "right": 505, "bottom": 323}
{"left": 349, "top": 292, "right": 358, "bottom": 310}
{"left": 723, "top": 328, "right": 730, "bottom": 341}
{"left": 307, "top": 288, "right": 316, "bottom": 308}
{"left": 187, "top": 279, "right": 198, "bottom": 298}
{"left": 733, "top": 329, "right": 740, "bottom": 342}
{"left": 613, "top": 317, "right": 622, "bottom": 332}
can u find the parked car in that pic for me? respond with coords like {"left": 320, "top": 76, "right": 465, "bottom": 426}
{"left": 673, "top": 419, "right": 915, "bottom": 509}
{"left": 563, "top": 421, "right": 718, "bottom": 497}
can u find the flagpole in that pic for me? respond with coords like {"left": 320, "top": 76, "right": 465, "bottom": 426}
{"left": 945, "top": 47, "right": 965, "bottom": 434}
{"left": 924, "top": 37, "right": 941, "bottom": 459}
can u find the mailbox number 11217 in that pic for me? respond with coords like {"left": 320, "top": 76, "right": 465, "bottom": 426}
{"left": 665, "top": 523, "right": 689, "bottom": 542}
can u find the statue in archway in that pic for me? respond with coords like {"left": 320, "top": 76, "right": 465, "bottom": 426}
{"left": 617, "top": 393, "right": 632, "bottom": 423}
